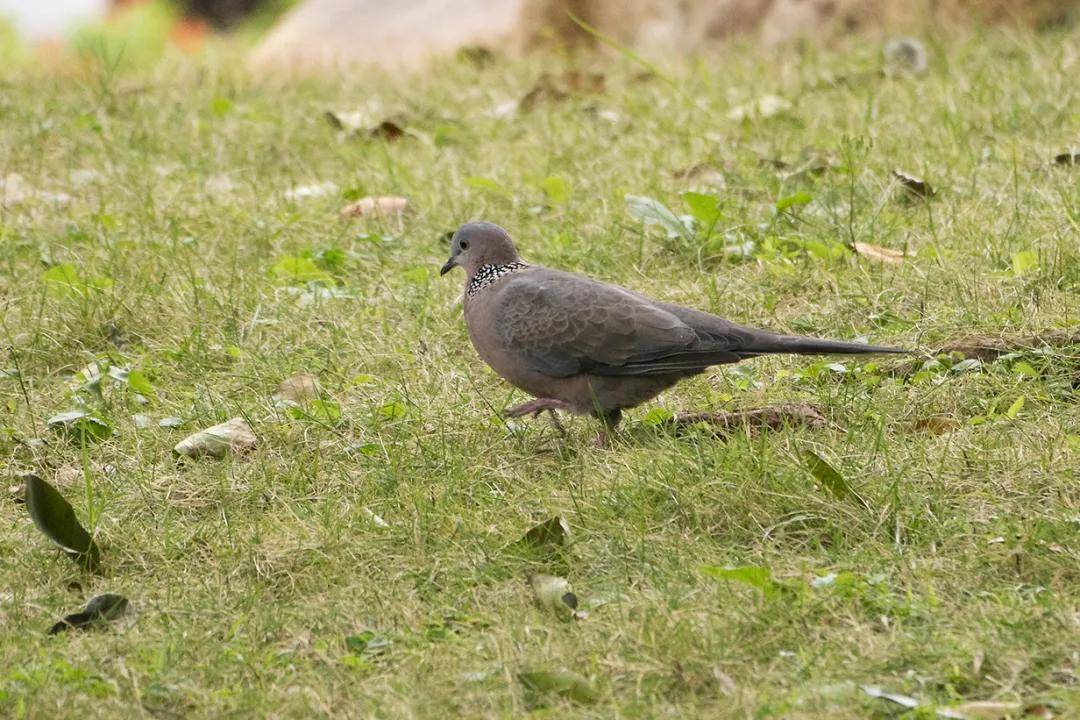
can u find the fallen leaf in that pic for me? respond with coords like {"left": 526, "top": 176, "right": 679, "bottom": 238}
{"left": 362, "top": 508, "right": 390, "bottom": 528}
{"left": 950, "top": 701, "right": 1031, "bottom": 719}
{"left": 700, "top": 565, "right": 779, "bottom": 598}
{"left": 48, "top": 594, "right": 130, "bottom": 635}
{"left": 854, "top": 242, "right": 912, "bottom": 264}
{"left": 521, "top": 515, "right": 572, "bottom": 550}
{"left": 339, "top": 196, "right": 408, "bottom": 219}
{"left": 173, "top": 417, "right": 256, "bottom": 459}
{"left": 274, "top": 373, "right": 321, "bottom": 404}
{"left": 915, "top": 416, "right": 962, "bottom": 434}
{"left": 800, "top": 449, "right": 870, "bottom": 510}
{"left": 884, "top": 37, "right": 928, "bottom": 75}
{"left": 284, "top": 181, "right": 338, "bottom": 201}
{"left": 46, "top": 409, "right": 112, "bottom": 444}
{"left": 625, "top": 194, "right": 692, "bottom": 240}
{"left": 1053, "top": 151, "right": 1078, "bottom": 166}
{"left": 528, "top": 574, "right": 585, "bottom": 620}
{"left": 288, "top": 398, "right": 341, "bottom": 425}
{"left": 344, "top": 630, "right": 391, "bottom": 659}
{"left": 1003, "top": 395, "right": 1025, "bottom": 419}
{"left": 860, "top": 685, "right": 966, "bottom": 719}
{"left": 519, "top": 71, "right": 605, "bottom": 112}
{"left": 24, "top": 473, "right": 101, "bottom": 571}
{"left": 518, "top": 668, "right": 598, "bottom": 705}
{"left": 892, "top": 169, "right": 935, "bottom": 198}
{"left": 371, "top": 120, "right": 404, "bottom": 141}
{"left": 1011, "top": 250, "right": 1039, "bottom": 277}
{"left": 325, "top": 110, "right": 406, "bottom": 141}
{"left": 776, "top": 191, "right": 813, "bottom": 211}
{"left": 672, "top": 164, "right": 726, "bottom": 187}
{"left": 727, "top": 94, "right": 790, "bottom": 121}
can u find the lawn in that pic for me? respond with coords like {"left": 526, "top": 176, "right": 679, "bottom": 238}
{"left": 1, "top": 25, "right": 1078, "bottom": 719}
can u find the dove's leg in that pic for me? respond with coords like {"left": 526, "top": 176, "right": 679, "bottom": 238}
{"left": 505, "top": 398, "right": 573, "bottom": 418}
{"left": 592, "top": 408, "right": 622, "bottom": 448}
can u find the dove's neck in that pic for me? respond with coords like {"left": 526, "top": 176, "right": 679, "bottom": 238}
{"left": 466, "top": 261, "right": 529, "bottom": 299}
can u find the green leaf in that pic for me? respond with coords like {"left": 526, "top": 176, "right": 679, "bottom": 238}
{"left": 126, "top": 369, "right": 155, "bottom": 398}
{"left": 269, "top": 256, "right": 334, "bottom": 285}
{"left": 1011, "top": 361, "right": 1037, "bottom": 378}
{"left": 41, "top": 264, "right": 111, "bottom": 297}
{"left": 344, "top": 631, "right": 391, "bottom": 659}
{"left": 682, "top": 191, "right": 722, "bottom": 228}
{"left": 1011, "top": 250, "right": 1038, "bottom": 277}
{"left": 209, "top": 96, "right": 233, "bottom": 117}
{"left": 800, "top": 449, "right": 870, "bottom": 510}
{"left": 466, "top": 176, "right": 510, "bottom": 196}
{"left": 1003, "top": 395, "right": 1025, "bottom": 419}
{"left": 641, "top": 408, "right": 675, "bottom": 426}
{"left": 375, "top": 401, "right": 407, "bottom": 421}
{"left": 700, "top": 565, "right": 776, "bottom": 597}
{"left": 24, "top": 473, "right": 101, "bottom": 572}
{"left": 540, "top": 175, "right": 571, "bottom": 205}
{"left": 776, "top": 191, "right": 813, "bottom": 211}
{"left": 47, "top": 409, "right": 112, "bottom": 443}
{"left": 289, "top": 399, "right": 342, "bottom": 425}
{"left": 625, "top": 194, "right": 692, "bottom": 240}
{"left": 518, "top": 669, "right": 598, "bottom": 705}
{"left": 49, "top": 594, "right": 129, "bottom": 634}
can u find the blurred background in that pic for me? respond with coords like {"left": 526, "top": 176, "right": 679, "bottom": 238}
{"left": 0, "top": 0, "right": 1077, "bottom": 73}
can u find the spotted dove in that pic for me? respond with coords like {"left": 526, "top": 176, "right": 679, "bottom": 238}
{"left": 441, "top": 222, "right": 905, "bottom": 431}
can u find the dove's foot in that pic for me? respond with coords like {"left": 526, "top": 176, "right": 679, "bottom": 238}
{"left": 670, "top": 404, "right": 828, "bottom": 433}
{"left": 505, "top": 398, "right": 573, "bottom": 419}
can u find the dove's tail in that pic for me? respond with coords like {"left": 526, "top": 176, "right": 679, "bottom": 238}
{"left": 736, "top": 332, "right": 909, "bottom": 358}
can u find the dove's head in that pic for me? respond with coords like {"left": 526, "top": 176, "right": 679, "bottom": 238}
{"left": 440, "top": 222, "right": 522, "bottom": 278}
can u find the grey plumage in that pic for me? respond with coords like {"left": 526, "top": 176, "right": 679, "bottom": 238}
{"left": 441, "top": 222, "right": 906, "bottom": 428}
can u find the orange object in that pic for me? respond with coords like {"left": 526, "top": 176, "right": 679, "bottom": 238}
{"left": 171, "top": 17, "right": 209, "bottom": 53}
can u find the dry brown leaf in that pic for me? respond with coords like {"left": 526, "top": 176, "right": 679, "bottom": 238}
{"left": 892, "top": 169, "right": 936, "bottom": 197}
{"left": 174, "top": 417, "right": 256, "bottom": 460}
{"left": 915, "top": 416, "right": 962, "bottom": 435}
{"left": 519, "top": 71, "right": 605, "bottom": 112}
{"left": 275, "top": 373, "right": 320, "bottom": 404}
{"left": 340, "top": 196, "right": 408, "bottom": 220}
{"left": 672, "top": 164, "right": 726, "bottom": 186}
{"left": 854, "top": 241, "right": 912, "bottom": 264}
{"left": 951, "top": 701, "right": 1025, "bottom": 719}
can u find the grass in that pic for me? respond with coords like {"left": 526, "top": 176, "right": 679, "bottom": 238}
{"left": 1, "top": 25, "right": 1079, "bottom": 719}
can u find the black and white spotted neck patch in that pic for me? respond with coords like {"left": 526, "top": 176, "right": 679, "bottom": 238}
{"left": 467, "top": 262, "right": 528, "bottom": 298}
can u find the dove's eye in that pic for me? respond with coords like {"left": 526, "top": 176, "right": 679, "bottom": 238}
{"left": 459, "top": 240, "right": 469, "bottom": 250}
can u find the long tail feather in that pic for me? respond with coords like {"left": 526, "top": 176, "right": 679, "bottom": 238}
{"left": 737, "top": 332, "right": 908, "bottom": 356}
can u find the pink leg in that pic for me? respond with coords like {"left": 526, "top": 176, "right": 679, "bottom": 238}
{"left": 505, "top": 398, "right": 573, "bottom": 418}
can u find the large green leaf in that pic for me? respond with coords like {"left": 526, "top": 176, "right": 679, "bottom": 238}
{"left": 519, "top": 669, "right": 598, "bottom": 705}
{"left": 801, "top": 449, "right": 870, "bottom": 510}
{"left": 24, "top": 474, "right": 101, "bottom": 571}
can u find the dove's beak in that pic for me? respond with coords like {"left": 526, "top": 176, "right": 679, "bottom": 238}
{"left": 439, "top": 257, "right": 458, "bottom": 276}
